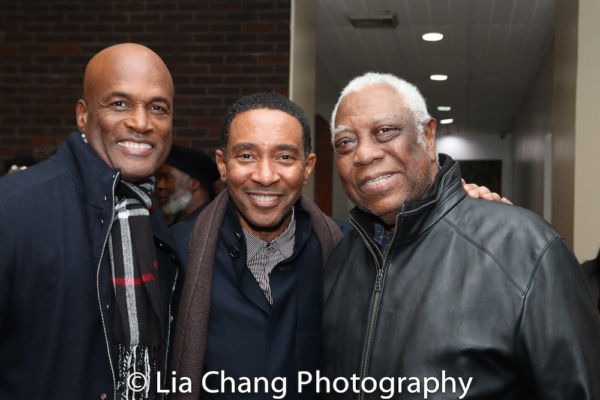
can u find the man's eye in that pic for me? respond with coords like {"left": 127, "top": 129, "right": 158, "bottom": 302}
{"left": 335, "top": 139, "right": 351, "bottom": 148}
{"left": 280, "top": 155, "right": 294, "bottom": 160}
{"left": 112, "top": 101, "right": 126, "bottom": 107}
{"left": 151, "top": 105, "right": 166, "bottom": 112}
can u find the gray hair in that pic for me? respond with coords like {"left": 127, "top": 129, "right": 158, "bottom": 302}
{"left": 330, "top": 72, "right": 431, "bottom": 148}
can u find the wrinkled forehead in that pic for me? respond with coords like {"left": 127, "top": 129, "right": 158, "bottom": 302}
{"left": 335, "top": 84, "right": 406, "bottom": 120}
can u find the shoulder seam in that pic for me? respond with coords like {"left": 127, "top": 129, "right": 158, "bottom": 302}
{"left": 442, "top": 217, "right": 525, "bottom": 295}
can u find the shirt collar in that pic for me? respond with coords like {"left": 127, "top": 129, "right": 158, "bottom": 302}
{"left": 243, "top": 207, "right": 296, "bottom": 260}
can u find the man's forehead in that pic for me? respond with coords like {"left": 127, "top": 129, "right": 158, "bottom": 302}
{"left": 333, "top": 112, "right": 410, "bottom": 136}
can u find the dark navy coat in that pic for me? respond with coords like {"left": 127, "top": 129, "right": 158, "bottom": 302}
{"left": 0, "top": 132, "right": 181, "bottom": 400}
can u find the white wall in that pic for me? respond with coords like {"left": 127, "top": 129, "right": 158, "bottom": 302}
{"left": 436, "top": 134, "right": 514, "bottom": 200}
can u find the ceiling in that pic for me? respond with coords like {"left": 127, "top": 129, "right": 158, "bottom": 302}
{"left": 316, "top": 0, "right": 556, "bottom": 136}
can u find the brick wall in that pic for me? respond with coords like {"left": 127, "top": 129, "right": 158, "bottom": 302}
{"left": 0, "top": 0, "right": 291, "bottom": 175}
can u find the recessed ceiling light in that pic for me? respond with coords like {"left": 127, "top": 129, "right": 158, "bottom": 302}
{"left": 422, "top": 32, "right": 443, "bottom": 41}
{"left": 437, "top": 106, "right": 451, "bottom": 111}
{"left": 430, "top": 74, "right": 448, "bottom": 81}
{"left": 440, "top": 119, "right": 454, "bottom": 124}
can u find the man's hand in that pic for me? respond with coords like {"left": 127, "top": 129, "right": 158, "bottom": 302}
{"left": 462, "top": 179, "right": 512, "bottom": 204}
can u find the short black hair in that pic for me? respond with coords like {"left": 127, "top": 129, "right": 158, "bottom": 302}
{"left": 221, "top": 92, "right": 312, "bottom": 158}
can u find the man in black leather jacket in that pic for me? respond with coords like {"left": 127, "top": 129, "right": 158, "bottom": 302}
{"left": 321, "top": 72, "right": 600, "bottom": 399}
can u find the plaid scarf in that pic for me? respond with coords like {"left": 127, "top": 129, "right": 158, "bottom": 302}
{"left": 109, "top": 179, "right": 164, "bottom": 400}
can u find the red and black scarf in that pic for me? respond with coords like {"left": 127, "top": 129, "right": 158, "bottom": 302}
{"left": 109, "top": 179, "right": 164, "bottom": 400}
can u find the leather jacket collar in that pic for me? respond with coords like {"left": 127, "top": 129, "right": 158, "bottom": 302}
{"left": 349, "top": 153, "right": 467, "bottom": 245}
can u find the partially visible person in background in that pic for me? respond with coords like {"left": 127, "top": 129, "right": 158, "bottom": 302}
{"left": 155, "top": 145, "right": 220, "bottom": 226}
{"left": 582, "top": 249, "right": 600, "bottom": 312}
{"left": 3, "top": 156, "right": 37, "bottom": 176}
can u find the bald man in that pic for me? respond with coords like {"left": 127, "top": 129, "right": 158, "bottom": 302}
{"left": 0, "top": 44, "right": 181, "bottom": 400}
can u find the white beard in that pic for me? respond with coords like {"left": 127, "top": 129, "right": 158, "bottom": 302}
{"left": 161, "top": 186, "right": 193, "bottom": 216}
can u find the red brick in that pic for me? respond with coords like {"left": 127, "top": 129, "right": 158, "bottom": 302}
{"left": 211, "top": 2, "right": 243, "bottom": 12}
{"left": 52, "top": 3, "right": 81, "bottom": 13}
{"left": 226, "top": 33, "right": 258, "bottom": 43}
{"left": 193, "top": 33, "right": 225, "bottom": 42}
{"left": 193, "top": 12, "right": 227, "bottom": 22}
{"left": 208, "top": 87, "right": 240, "bottom": 96}
{"left": 131, "top": 14, "right": 160, "bottom": 23}
{"left": 243, "top": 2, "right": 276, "bottom": 11}
{"left": 210, "top": 65, "right": 240, "bottom": 75}
{"left": 162, "top": 13, "right": 193, "bottom": 23}
{"left": 147, "top": 24, "right": 175, "bottom": 33}
{"left": 227, "top": 12, "right": 258, "bottom": 21}
{"left": 225, "top": 76, "right": 257, "bottom": 85}
{"left": 82, "top": 4, "right": 110, "bottom": 12}
{"left": 0, "top": 137, "right": 31, "bottom": 147}
{"left": 178, "top": 23, "right": 210, "bottom": 33}
{"left": 225, "top": 54, "right": 257, "bottom": 63}
{"left": 32, "top": 136, "right": 66, "bottom": 147}
{"left": 173, "top": 97, "right": 192, "bottom": 107}
{"left": 192, "top": 76, "right": 224, "bottom": 85}
{"left": 191, "top": 117, "right": 221, "bottom": 128}
{"left": 193, "top": 55, "right": 223, "bottom": 64}
{"left": 243, "top": 23, "right": 275, "bottom": 33}
{"left": 115, "top": 24, "right": 144, "bottom": 33}
{"left": 260, "top": 12, "right": 290, "bottom": 21}
{"left": 0, "top": 45, "right": 18, "bottom": 54}
{"left": 115, "top": 3, "right": 144, "bottom": 12}
{"left": 242, "top": 65, "right": 274, "bottom": 74}
{"left": 258, "top": 54, "right": 289, "bottom": 64}
{"left": 175, "top": 128, "right": 206, "bottom": 138}
{"left": 206, "top": 23, "right": 242, "bottom": 32}
{"left": 194, "top": 97, "right": 225, "bottom": 107}
{"left": 209, "top": 44, "right": 240, "bottom": 53}
{"left": 98, "top": 14, "right": 129, "bottom": 25}
{"left": 147, "top": 3, "right": 177, "bottom": 12}
{"left": 21, "top": 3, "right": 50, "bottom": 12}
{"left": 178, "top": 65, "right": 209, "bottom": 75}
{"left": 129, "top": 34, "right": 162, "bottom": 43}
{"left": 179, "top": 45, "right": 209, "bottom": 54}
{"left": 3, "top": 116, "right": 31, "bottom": 125}
{"left": 178, "top": 3, "right": 210, "bottom": 12}
{"left": 242, "top": 44, "right": 274, "bottom": 52}
{"left": 50, "top": 45, "right": 80, "bottom": 54}
{"left": 50, "top": 86, "right": 80, "bottom": 96}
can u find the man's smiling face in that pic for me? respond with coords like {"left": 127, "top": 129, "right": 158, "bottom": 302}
{"left": 216, "top": 108, "right": 316, "bottom": 242}
{"left": 333, "top": 83, "right": 438, "bottom": 227}
{"left": 76, "top": 44, "right": 174, "bottom": 182}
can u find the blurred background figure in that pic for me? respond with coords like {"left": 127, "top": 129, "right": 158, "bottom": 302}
{"left": 3, "top": 156, "right": 37, "bottom": 176}
{"left": 155, "top": 145, "right": 220, "bottom": 226}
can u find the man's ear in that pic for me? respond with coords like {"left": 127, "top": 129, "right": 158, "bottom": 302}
{"left": 424, "top": 118, "right": 437, "bottom": 162}
{"left": 302, "top": 153, "right": 317, "bottom": 185}
{"left": 76, "top": 99, "right": 88, "bottom": 133}
{"left": 188, "top": 177, "right": 201, "bottom": 191}
{"left": 215, "top": 149, "right": 227, "bottom": 182}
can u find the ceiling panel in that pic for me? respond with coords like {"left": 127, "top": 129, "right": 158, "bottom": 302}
{"left": 317, "top": 0, "right": 555, "bottom": 136}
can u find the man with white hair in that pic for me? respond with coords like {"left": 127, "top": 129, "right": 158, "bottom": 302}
{"left": 155, "top": 145, "right": 219, "bottom": 226}
{"left": 321, "top": 72, "right": 600, "bottom": 399}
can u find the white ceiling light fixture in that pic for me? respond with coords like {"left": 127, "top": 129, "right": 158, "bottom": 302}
{"left": 437, "top": 106, "right": 451, "bottom": 111}
{"left": 430, "top": 74, "right": 448, "bottom": 81}
{"left": 440, "top": 119, "right": 454, "bottom": 124}
{"left": 347, "top": 11, "right": 398, "bottom": 28}
{"left": 422, "top": 32, "right": 443, "bottom": 41}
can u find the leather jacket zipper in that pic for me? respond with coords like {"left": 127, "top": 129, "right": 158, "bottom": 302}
{"left": 349, "top": 216, "right": 400, "bottom": 400}
{"left": 96, "top": 172, "right": 120, "bottom": 399}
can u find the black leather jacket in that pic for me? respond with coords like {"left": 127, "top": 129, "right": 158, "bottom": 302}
{"left": 322, "top": 155, "right": 600, "bottom": 399}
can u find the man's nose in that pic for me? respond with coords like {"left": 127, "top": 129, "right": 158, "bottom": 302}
{"left": 124, "top": 106, "right": 151, "bottom": 134}
{"left": 251, "top": 158, "right": 280, "bottom": 186}
{"left": 354, "top": 136, "right": 385, "bottom": 166}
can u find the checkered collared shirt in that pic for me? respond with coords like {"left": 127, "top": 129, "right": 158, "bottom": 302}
{"left": 242, "top": 209, "right": 296, "bottom": 304}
